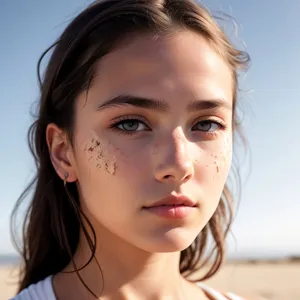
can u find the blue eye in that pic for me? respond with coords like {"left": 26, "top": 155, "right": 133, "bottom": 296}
{"left": 114, "top": 119, "right": 149, "bottom": 132}
{"left": 192, "top": 120, "right": 222, "bottom": 132}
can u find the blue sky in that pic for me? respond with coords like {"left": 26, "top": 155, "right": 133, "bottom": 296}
{"left": 0, "top": 0, "right": 299, "bottom": 259}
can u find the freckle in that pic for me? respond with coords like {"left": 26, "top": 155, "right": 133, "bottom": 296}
{"left": 216, "top": 165, "right": 219, "bottom": 173}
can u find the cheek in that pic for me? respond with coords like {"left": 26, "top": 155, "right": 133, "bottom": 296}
{"left": 83, "top": 134, "right": 117, "bottom": 176}
{"left": 195, "top": 136, "right": 233, "bottom": 213}
{"left": 213, "top": 135, "right": 233, "bottom": 176}
{"left": 74, "top": 132, "right": 125, "bottom": 211}
{"left": 73, "top": 131, "right": 120, "bottom": 188}
{"left": 196, "top": 135, "right": 232, "bottom": 182}
{"left": 76, "top": 130, "right": 146, "bottom": 187}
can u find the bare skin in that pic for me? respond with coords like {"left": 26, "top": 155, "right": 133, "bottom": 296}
{"left": 47, "top": 29, "right": 233, "bottom": 300}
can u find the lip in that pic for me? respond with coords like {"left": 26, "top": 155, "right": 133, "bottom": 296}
{"left": 142, "top": 195, "right": 198, "bottom": 219}
{"left": 144, "top": 194, "right": 197, "bottom": 208}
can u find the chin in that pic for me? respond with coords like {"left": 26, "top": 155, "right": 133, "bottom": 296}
{"left": 142, "top": 227, "right": 199, "bottom": 253}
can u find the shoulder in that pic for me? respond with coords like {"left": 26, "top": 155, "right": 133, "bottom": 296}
{"left": 197, "top": 282, "right": 243, "bottom": 300}
{"left": 9, "top": 276, "right": 56, "bottom": 300}
{"left": 228, "top": 294, "right": 267, "bottom": 300}
{"left": 228, "top": 295, "right": 267, "bottom": 300}
{"left": 197, "top": 282, "right": 264, "bottom": 300}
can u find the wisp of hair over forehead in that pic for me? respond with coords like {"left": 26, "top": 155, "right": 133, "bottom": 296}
{"left": 11, "top": 0, "right": 250, "bottom": 294}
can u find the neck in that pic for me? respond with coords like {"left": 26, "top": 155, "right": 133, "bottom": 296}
{"left": 70, "top": 227, "right": 188, "bottom": 299}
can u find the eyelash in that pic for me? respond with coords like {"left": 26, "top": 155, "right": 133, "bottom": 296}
{"left": 109, "top": 115, "right": 226, "bottom": 137}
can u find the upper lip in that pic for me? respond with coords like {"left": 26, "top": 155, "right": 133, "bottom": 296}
{"left": 144, "top": 194, "right": 197, "bottom": 208}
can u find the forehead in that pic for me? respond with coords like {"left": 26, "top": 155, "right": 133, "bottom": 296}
{"left": 88, "top": 30, "right": 233, "bottom": 104}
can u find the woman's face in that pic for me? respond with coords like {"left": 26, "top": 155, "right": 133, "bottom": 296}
{"left": 70, "top": 30, "right": 233, "bottom": 252}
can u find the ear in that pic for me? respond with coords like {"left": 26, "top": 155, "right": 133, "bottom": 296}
{"left": 46, "top": 123, "right": 77, "bottom": 183}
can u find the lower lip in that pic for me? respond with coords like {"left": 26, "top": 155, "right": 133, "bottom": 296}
{"left": 143, "top": 205, "right": 196, "bottom": 219}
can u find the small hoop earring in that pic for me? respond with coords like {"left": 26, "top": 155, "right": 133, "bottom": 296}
{"left": 63, "top": 172, "right": 69, "bottom": 186}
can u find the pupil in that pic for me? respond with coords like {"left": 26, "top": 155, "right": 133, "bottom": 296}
{"left": 199, "top": 121, "right": 211, "bottom": 130}
{"left": 124, "top": 121, "right": 138, "bottom": 130}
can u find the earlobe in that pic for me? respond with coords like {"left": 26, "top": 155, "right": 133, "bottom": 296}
{"left": 46, "top": 123, "right": 77, "bottom": 182}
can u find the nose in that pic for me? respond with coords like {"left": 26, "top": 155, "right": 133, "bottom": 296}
{"left": 153, "top": 128, "right": 194, "bottom": 184}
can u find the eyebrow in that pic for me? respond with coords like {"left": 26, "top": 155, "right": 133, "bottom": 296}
{"left": 97, "top": 94, "right": 231, "bottom": 113}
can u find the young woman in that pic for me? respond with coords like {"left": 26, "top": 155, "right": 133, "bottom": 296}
{"left": 10, "top": 0, "right": 252, "bottom": 299}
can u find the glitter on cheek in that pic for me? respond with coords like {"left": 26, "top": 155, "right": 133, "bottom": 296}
{"left": 209, "top": 153, "right": 220, "bottom": 174}
{"left": 195, "top": 136, "right": 232, "bottom": 179}
{"left": 208, "top": 138, "right": 232, "bottom": 179}
{"left": 83, "top": 132, "right": 117, "bottom": 175}
{"left": 214, "top": 156, "right": 220, "bottom": 173}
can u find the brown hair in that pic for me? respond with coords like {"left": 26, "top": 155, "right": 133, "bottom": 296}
{"left": 11, "top": 0, "right": 250, "bottom": 295}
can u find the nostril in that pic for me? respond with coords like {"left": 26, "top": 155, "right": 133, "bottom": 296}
{"left": 183, "top": 174, "right": 192, "bottom": 182}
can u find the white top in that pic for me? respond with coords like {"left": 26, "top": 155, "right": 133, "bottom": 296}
{"left": 10, "top": 276, "right": 245, "bottom": 300}
{"left": 10, "top": 276, "right": 56, "bottom": 300}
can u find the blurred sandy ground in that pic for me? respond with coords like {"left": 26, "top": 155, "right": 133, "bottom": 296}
{"left": 1, "top": 261, "right": 299, "bottom": 300}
